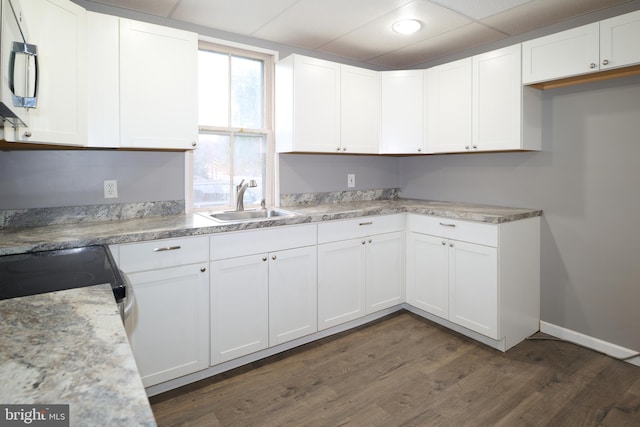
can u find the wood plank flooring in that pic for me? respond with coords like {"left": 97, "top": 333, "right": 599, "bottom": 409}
{"left": 149, "top": 311, "right": 640, "bottom": 426}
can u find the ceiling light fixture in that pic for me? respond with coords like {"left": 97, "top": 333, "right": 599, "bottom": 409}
{"left": 392, "top": 19, "right": 422, "bottom": 35}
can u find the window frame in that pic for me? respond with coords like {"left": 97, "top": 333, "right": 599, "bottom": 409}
{"left": 187, "top": 39, "right": 276, "bottom": 213}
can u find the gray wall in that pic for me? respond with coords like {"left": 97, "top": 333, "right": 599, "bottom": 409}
{"left": 278, "top": 154, "right": 399, "bottom": 194}
{"left": 0, "top": 150, "right": 184, "bottom": 209}
{"left": 400, "top": 75, "right": 640, "bottom": 351}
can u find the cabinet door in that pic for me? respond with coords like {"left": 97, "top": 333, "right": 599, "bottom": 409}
{"left": 16, "top": 0, "right": 87, "bottom": 146}
{"left": 366, "top": 232, "right": 404, "bottom": 313}
{"left": 86, "top": 12, "right": 119, "bottom": 148}
{"left": 125, "top": 264, "right": 209, "bottom": 387}
{"left": 600, "top": 9, "right": 640, "bottom": 71}
{"left": 473, "top": 45, "right": 522, "bottom": 151}
{"left": 269, "top": 246, "right": 317, "bottom": 345}
{"left": 380, "top": 70, "right": 424, "bottom": 154}
{"left": 317, "top": 239, "right": 366, "bottom": 330}
{"left": 448, "top": 240, "right": 498, "bottom": 339}
{"left": 522, "top": 23, "right": 599, "bottom": 84}
{"left": 406, "top": 232, "right": 449, "bottom": 318}
{"left": 341, "top": 65, "right": 380, "bottom": 154}
{"left": 119, "top": 19, "right": 198, "bottom": 149}
{"left": 426, "top": 58, "right": 472, "bottom": 153}
{"left": 284, "top": 55, "right": 340, "bottom": 153}
{"left": 211, "top": 255, "right": 269, "bottom": 364}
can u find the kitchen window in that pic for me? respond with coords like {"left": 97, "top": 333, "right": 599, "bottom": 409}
{"left": 191, "top": 42, "right": 274, "bottom": 211}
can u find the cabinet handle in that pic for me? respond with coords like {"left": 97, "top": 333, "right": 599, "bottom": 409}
{"left": 441, "top": 241, "right": 446, "bottom": 246}
{"left": 361, "top": 241, "right": 366, "bottom": 245}
{"left": 368, "top": 239, "right": 372, "bottom": 244}
{"left": 465, "top": 145, "right": 470, "bottom": 150}
{"left": 23, "top": 131, "right": 32, "bottom": 138}
{"left": 359, "top": 221, "right": 373, "bottom": 226}
{"left": 439, "top": 222, "right": 456, "bottom": 227}
{"left": 472, "top": 145, "right": 478, "bottom": 149}
{"left": 450, "top": 243, "right": 454, "bottom": 247}
{"left": 272, "top": 255, "right": 277, "bottom": 260}
{"left": 200, "top": 267, "right": 206, "bottom": 272}
{"left": 153, "top": 245, "right": 181, "bottom": 252}
{"left": 262, "top": 256, "right": 267, "bottom": 262}
{"left": 336, "top": 147, "right": 341, "bottom": 151}
{"left": 602, "top": 59, "right": 609, "bottom": 66}
{"left": 342, "top": 147, "right": 347, "bottom": 151}
{"left": 589, "top": 63, "right": 597, "bottom": 69}
{"left": 191, "top": 141, "right": 197, "bottom": 147}
{"left": 417, "top": 147, "right": 422, "bottom": 152}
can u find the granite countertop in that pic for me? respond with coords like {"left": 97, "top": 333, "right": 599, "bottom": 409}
{"left": 0, "top": 198, "right": 542, "bottom": 256}
{"left": 0, "top": 284, "right": 157, "bottom": 426}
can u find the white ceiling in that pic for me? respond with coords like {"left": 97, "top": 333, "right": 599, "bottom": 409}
{"left": 86, "top": 0, "right": 635, "bottom": 68}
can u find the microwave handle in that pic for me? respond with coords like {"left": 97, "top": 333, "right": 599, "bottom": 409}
{"left": 9, "top": 41, "right": 38, "bottom": 109}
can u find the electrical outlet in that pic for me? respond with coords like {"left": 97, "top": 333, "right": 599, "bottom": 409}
{"left": 104, "top": 180, "right": 118, "bottom": 199}
{"left": 347, "top": 173, "right": 355, "bottom": 188}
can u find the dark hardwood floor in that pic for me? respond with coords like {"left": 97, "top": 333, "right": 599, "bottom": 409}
{"left": 149, "top": 311, "right": 640, "bottom": 426}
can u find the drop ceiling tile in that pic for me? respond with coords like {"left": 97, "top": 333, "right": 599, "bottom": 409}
{"left": 369, "top": 22, "right": 506, "bottom": 68}
{"left": 86, "top": 0, "right": 178, "bottom": 16}
{"left": 429, "top": 0, "right": 534, "bottom": 20}
{"left": 171, "top": 0, "right": 300, "bottom": 34}
{"left": 252, "top": 0, "right": 414, "bottom": 50}
{"left": 318, "top": 0, "right": 472, "bottom": 62}
{"left": 483, "top": 0, "right": 633, "bottom": 35}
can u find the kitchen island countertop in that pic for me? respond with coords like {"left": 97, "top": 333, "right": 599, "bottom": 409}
{"left": 0, "top": 198, "right": 542, "bottom": 256}
{"left": 0, "top": 284, "right": 157, "bottom": 426}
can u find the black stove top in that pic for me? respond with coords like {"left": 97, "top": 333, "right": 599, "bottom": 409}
{"left": 0, "top": 245, "right": 125, "bottom": 301}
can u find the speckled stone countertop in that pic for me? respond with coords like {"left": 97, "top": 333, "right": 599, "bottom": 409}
{"left": 0, "top": 198, "right": 542, "bottom": 256}
{"left": 0, "top": 284, "right": 157, "bottom": 426}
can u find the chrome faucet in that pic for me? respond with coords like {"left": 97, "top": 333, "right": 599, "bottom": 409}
{"left": 235, "top": 179, "right": 257, "bottom": 211}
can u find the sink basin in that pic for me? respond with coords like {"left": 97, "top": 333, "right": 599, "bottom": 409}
{"left": 203, "top": 208, "right": 299, "bottom": 223}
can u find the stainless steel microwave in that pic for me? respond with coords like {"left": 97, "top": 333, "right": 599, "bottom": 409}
{"left": 1, "top": 0, "right": 38, "bottom": 132}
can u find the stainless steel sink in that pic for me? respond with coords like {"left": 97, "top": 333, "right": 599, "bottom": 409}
{"left": 202, "top": 208, "right": 299, "bottom": 223}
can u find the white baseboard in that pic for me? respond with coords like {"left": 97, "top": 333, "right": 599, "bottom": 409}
{"left": 540, "top": 321, "right": 640, "bottom": 367}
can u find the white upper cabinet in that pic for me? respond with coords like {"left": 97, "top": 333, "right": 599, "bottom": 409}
{"left": 473, "top": 44, "right": 540, "bottom": 152}
{"left": 426, "top": 45, "right": 541, "bottom": 153}
{"left": 380, "top": 70, "right": 424, "bottom": 154}
{"left": 275, "top": 54, "right": 381, "bottom": 154}
{"left": 275, "top": 55, "right": 341, "bottom": 153}
{"left": 425, "top": 58, "right": 472, "bottom": 153}
{"left": 86, "top": 14, "right": 198, "bottom": 149}
{"left": 523, "top": 9, "right": 640, "bottom": 84}
{"left": 522, "top": 23, "right": 599, "bottom": 84}
{"left": 341, "top": 65, "right": 380, "bottom": 154}
{"left": 119, "top": 19, "right": 198, "bottom": 149}
{"left": 86, "top": 12, "right": 119, "bottom": 148}
{"left": 600, "top": 10, "right": 640, "bottom": 71}
{"left": 11, "top": 0, "right": 87, "bottom": 146}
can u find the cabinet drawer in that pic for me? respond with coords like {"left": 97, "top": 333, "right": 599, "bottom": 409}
{"left": 210, "top": 224, "right": 317, "bottom": 260}
{"left": 119, "top": 236, "right": 209, "bottom": 272}
{"left": 406, "top": 214, "right": 497, "bottom": 247}
{"left": 318, "top": 214, "right": 405, "bottom": 244}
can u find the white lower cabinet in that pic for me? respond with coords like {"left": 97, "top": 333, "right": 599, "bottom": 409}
{"left": 317, "top": 215, "right": 405, "bottom": 330}
{"left": 210, "top": 254, "right": 269, "bottom": 364}
{"left": 117, "top": 236, "right": 210, "bottom": 388}
{"left": 448, "top": 240, "right": 498, "bottom": 338}
{"left": 406, "top": 214, "right": 540, "bottom": 350}
{"left": 406, "top": 233, "right": 449, "bottom": 319}
{"left": 365, "top": 231, "right": 405, "bottom": 313}
{"left": 209, "top": 225, "right": 317, "bottom": 365}
{"left": 317, "top": 238, "right": 367, "bottom": 329}
{"left": 268, "top": 246, "right": 318, "bottom": 345}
